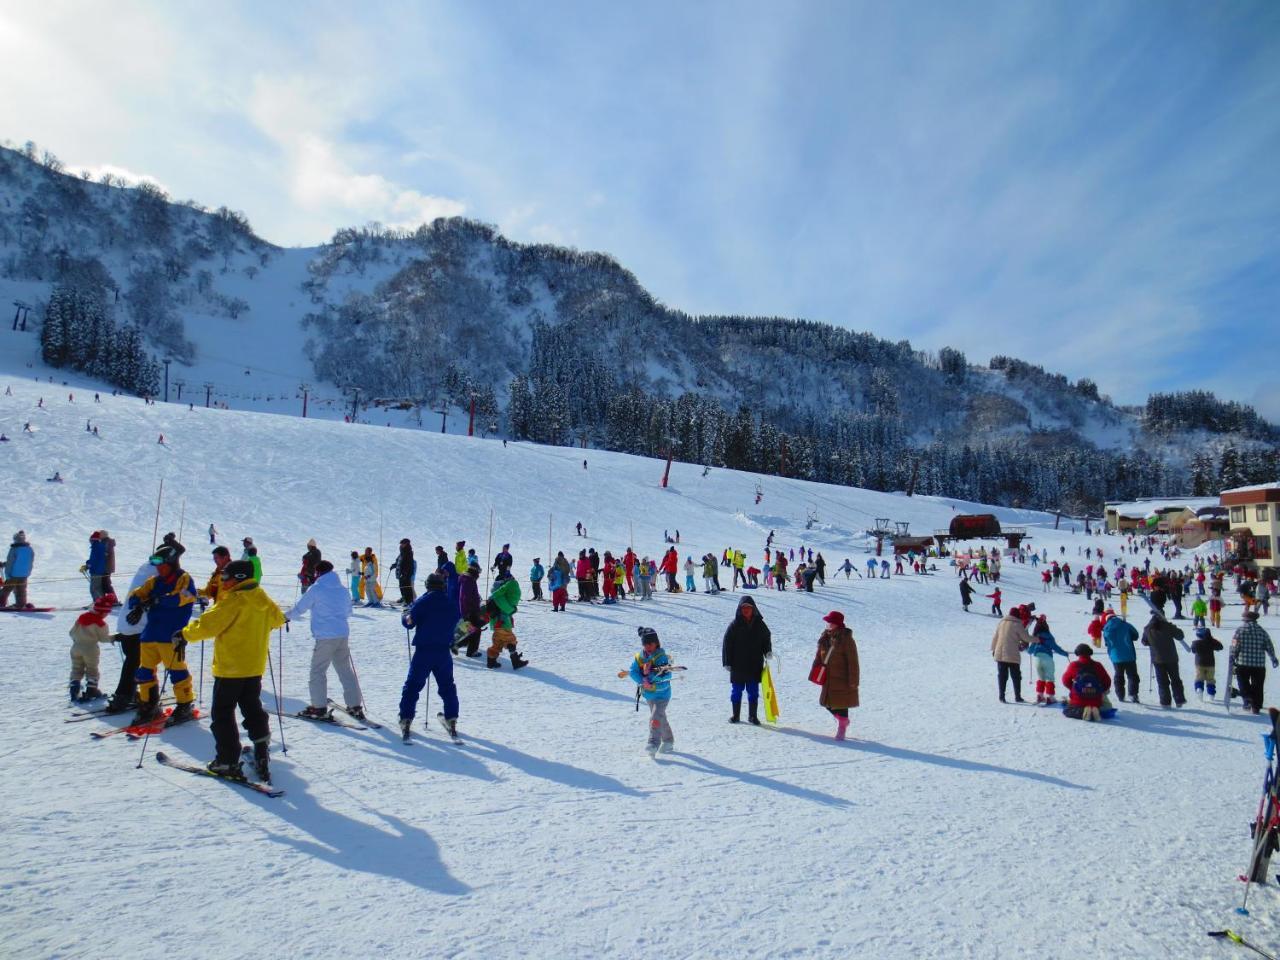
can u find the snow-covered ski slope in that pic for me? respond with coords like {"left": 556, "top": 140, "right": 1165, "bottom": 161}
{"left": 0, "top": 376, "right": 1273, "bottom": 960}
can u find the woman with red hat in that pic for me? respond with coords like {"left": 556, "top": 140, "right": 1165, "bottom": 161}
{"left": 815, "top": 611, "right": 859, "bottom": 740}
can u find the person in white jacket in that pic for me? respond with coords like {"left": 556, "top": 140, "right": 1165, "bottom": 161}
{"left": 104, "top": 561, "right": 156, "bottom": 714}
{"left": 284, "top": 560, "right": 366, "bottom": 720}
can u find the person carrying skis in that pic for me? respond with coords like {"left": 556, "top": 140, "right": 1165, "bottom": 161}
{"left": 1141, "top": 611, "right": 1187, "bottom": 708}
{"left": 285, "top": 560, "right": 366, "bottom": 721}
{"left": 990, "top": 610, "right": 1030, "bottom": 703}
{"left": 299, "top": 539, "right": 322, "bottom": 594}
{"left": 529, "top": 558, "right": 545, "bottom": 601}
{"left": 959, "top": 578, "right": 975, "bottom": 612}
{"left": 68, "top": 594, "right": 115, "bottom": 702}
{"left": 485, "top": 571, "right": 527, "bottom": 669}
{"left": 180, "top": 559, "right": 286, "bottom": 780}
{"left": 618, "top": 627, "right": 676, "bottom": 755}
{"left": 0, "top": 530, "right": 35, "bottom": 609}
{"left": 391, "top": 539, "right": 416, "bottom": 605}
{"left": 1027, "top": 615, "right": 1070, "bottom": 704}
{"left": 1102, "top": 611, "right": 1141, "bottom": 703}
{"left": 1062, "top": 644, "right": 1114, "bottom": 721}
{"left": 722, "top": 595, "right": 772, "bottom": 725}
{"left": 453, "top": 562, "right": 488, "bottom": 655}
{"left": 1191, "top": 627, "right": 1223, "bottom": 700}
{"left": 1230, "top": 610, "right": 1278, "bottom": 714}
{"left": 126, "top": 544, "right": 199, "bottom": 724}
{"left": 815, "top": 611, "right": 859, "bottom": 740}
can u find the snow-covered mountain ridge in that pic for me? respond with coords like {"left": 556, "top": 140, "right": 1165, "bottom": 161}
{"left": 1, "top": 141, "right": 1275, "bottom": 511}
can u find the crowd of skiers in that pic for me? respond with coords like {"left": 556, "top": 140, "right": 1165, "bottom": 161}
{"left": 986, "top": 541, "right": 1278, "bottom": 720}
{"left": 13, "top": 509, "right": 1278, "bottom": 782}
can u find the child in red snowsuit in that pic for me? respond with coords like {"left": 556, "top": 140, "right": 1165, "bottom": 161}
{"left": 987, "top": 588, "right": 1002, "bottom": 617}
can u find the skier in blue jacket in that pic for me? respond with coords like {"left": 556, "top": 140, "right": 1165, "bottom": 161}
{"left": 1102, "top": 612, "right": 1141, "bottom": 703}
{"left": 529, "top": 559, "right": 545, "bottom": 601}
{"left": 83, "top": 531, "right": 109, "bottom": 601}
{"left": 0, "top": 530, "right": 35, "bottom": 609}
{"left": 399, "top": 572, "right": 461, "bottom": 740}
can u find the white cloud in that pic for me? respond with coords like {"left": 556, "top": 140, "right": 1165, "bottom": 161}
{"left": 245, "top": 73, "right": 465, "bottom": 234}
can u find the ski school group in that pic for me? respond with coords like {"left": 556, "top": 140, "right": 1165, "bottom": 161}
{"left": 10, "top": 523, "right": 870, "bottom": 793}
{"left": 962, "top": 535, "right": 1279, "bottom": 722}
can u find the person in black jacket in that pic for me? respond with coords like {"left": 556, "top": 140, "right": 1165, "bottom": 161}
{"left": 299, "top": 539, "right": 322, "bottom": 594}
{"left": 959, "top": 578, "right": 975, "bottom": 612}
{"left": 722, "top": 595, "right": 772, "bottom": 725}
{"left": 1141, "top": 612, "right": 1186, "bottom": 707}
{"left": 1190, "top": 627, "right": 1223, "bottom": 699}
{"left": 391, "top": 539, "right": 416, "bottom": 605}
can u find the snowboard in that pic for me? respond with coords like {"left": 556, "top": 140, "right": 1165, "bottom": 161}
{"left": 761, "top": 664, "right": 780, "bottom": 724}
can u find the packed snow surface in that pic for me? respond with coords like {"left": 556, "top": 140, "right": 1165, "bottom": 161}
{"left": 0, "top": 375, "right": 1275, "bottom": 960}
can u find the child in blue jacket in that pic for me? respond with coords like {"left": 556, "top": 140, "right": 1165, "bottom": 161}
{"left": 1028, "top": 615, "right": 1070, "bottom": 704}
{"left": 619, "top": 627, "right": 675, "bottom": 755}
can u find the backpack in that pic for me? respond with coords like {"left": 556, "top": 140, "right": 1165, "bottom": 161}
{"left": 1072, "top": 661, "right": 1103, "bottom": 700}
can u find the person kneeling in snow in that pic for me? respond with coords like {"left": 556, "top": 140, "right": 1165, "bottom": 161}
{"left": 1062, "top": 644, "right": 1115, "bottom": 721}
{"left": 619, "top": 627, "right": 675, "bottom": 755}
{"left": 180, "top": 560, "right": 286, "bottom": 781}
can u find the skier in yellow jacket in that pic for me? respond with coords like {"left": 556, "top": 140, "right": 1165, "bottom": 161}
{"left": 180, "top": 560, "right": 286, "bottom": 781}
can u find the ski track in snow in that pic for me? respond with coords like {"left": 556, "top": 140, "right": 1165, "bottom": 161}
{"left": 0, "top": 378, "right": 1276, "bottom": 960}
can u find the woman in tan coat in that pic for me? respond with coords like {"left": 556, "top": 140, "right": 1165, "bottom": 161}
{"left": 990, "top": 607, "right": 1032, "bottom": 703}
{"left": 816, "top": 610, "right": 859, "bottom": 740}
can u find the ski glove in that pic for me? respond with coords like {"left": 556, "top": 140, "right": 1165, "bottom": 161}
{"left": 125, "top": 605, "right": 144, "bottom": 626}
{"left": 171, "top": 634, "right": 188, "bottom": 660}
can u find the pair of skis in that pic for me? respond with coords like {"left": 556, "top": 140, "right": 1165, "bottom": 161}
{"left": 155, "top": 751, "right": 283, "bottom": 798}
{"left": 401, "top": 713, "right": 463, "bottom": 745}
{"left": 292, "top": 701, "right": 383, "bottom": 731}
{"left": 89, "top": 707, "right": 200, "bottom": 740}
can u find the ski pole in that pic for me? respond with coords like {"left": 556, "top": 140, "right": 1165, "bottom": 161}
{"left": 198, "top": 638, "right": 205, "bottom": 707}
{"left": 267, "top": 627, "right": 287, "bottom": 754}
{"left": 1208, "top": 930, "right": 1278, "bottom": 960}
{"left": 134, "top": 667, "right": 171, "bottom": 770}
{"left": 405, "top": 626, "right": 412, "bottom": 663}
{"left": 425, "top": 676, "right": 431, "bottom": 729}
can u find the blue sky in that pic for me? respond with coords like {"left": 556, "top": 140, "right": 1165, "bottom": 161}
{"left": 3, "top": 1, "right": 1278, "bottom": 419}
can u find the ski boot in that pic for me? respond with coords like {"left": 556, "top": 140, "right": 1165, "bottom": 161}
{"left": 345, "top": 705, "right": 367, "bottom": 721}
{"left": 68, "top": 681, "right": 81, "bottom": 702}
{"left": 657, "top": 741, "right": 674, "bottom": 754}
{"left": 1035, "top": 693, "right": 1045, "bottom": 704}
{"left": 133, "top": 690, "right": 161, "bottom": 725}
{"left": 729, "top": 701, "right": 741, "bottom": 724}
{"left": 79, "top": 684, "right": 103, "bottom": 702}
{"left": 168, "top": 701, "right": 196, "bottom": 725}
{"left": 748, "top": 702, "right": 761, "bottom": 726}
{"left": 442, "top": 716, "right": 458, "bottom": 739}
{"left": 252, "top": 739, "right": 270, "bottom": 782}
{"left": 510, "top": 650, "right": 529, "bottom": 670}
{"left": 646, "top": 741, "right": 659, "bottom": 757}
{"left": 398, "top": 717, "right": 412, "bottom": 742}
{"left": 207, "top": 757, "right": 245, "bottom": 780}
{"left": 103, "top": 696, "right": 132, "bottom": 715}
{"left": 299, "top": 705, "right": 331, "bottom": 720}
{"left": 486, "top": 657, "right": 502, "bottom": 669}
